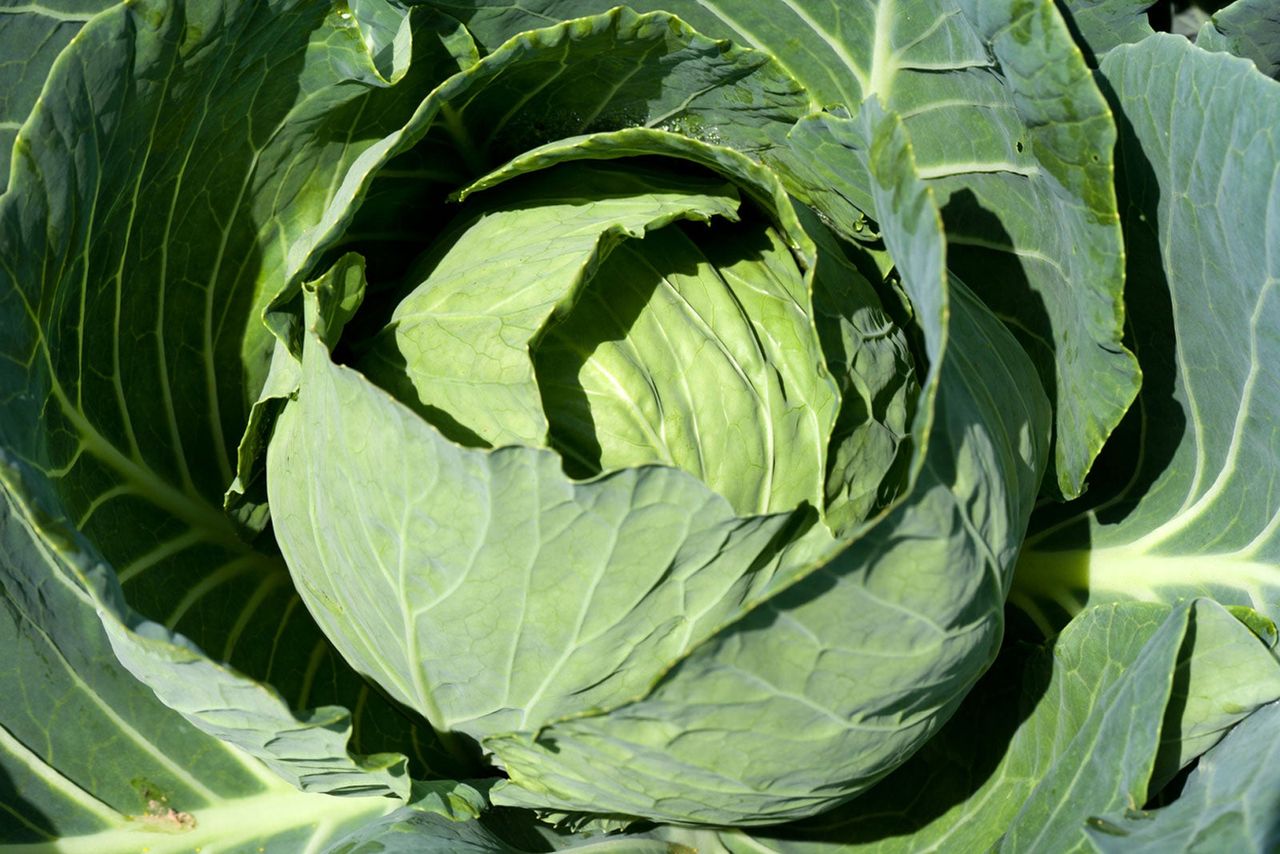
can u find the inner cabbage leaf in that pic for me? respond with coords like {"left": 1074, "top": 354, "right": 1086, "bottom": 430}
{"left": 359, "top": 159, "right": 839, "bottom": 516}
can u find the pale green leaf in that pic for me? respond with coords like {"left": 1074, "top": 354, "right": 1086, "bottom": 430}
{"left": 527, "top": 169, "right": 836, "bottom": 516}
{"left": 1147, "top": 602, "right": 1280, "bottom": 790}
{"left": 347, "top": 0, "right": 416, "bottom": 82}
{"left": 799, "top": 204, "right": 917, "bottom": 532}
{"left": 323, "top": 810, "right": 522, "bottom": 853}
{"left": 453, "top": 125, "right": 916, "bottom": 530}
{"left": 359, "top": 161, "right": 745, "bottom": 451}
{"left": 227, "top": 250, "right": 379, "bottom": 531}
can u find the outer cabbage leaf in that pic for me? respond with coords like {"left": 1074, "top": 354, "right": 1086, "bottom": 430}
{"left": 1197, "top": 0, "right": 1280, "bottom": 81}
{"left": 0, "top": 0, "right": 116, "bottom": 193}
{"left": 1015, "top": 35, "right": 1280, "bottom": 633}
{"left": 0, "top": 0, "right": 482, "bottom": 797}
{"left": 0, "top": 453, "right": 459, "bottom": 851}
{"left": 440, "top": 0, "right": 1136, "bottom": 499}
{"left": 1086, "top": 700, "right": 1280, "bottom": 853}
{"left": 657, "top": 601, "right": 1269, "bottom": 853}
{"left": 1053, "top": 0, "right": 1153, "bottom": 61}
{"left": 1005, "top": 36, "right": 1280, "bottom": 817}
{"left": 1058, "top": 0, "right": 1280, "bottom": 75}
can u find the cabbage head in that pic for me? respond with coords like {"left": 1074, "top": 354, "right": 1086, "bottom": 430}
{"left": 240, "top": 8, "right": 1052, "bottom": 825}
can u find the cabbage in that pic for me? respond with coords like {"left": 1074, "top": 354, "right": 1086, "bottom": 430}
{"left": 1, "top": 1, "right": 1277, "bottom": 851}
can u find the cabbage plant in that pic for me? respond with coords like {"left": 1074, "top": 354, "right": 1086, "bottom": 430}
{"left": 1, "top": 0, "right": 1278, "bottom": 851}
